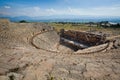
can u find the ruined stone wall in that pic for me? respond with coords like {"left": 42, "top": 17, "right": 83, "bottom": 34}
{"left": 61, "top": 30, "right": 106, "bottom": 45}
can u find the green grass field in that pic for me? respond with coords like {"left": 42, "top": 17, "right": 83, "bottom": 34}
{"left": 49, "top": 22, "right": 120, "bottom": 35}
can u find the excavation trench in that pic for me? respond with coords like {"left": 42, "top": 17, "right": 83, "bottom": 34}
{"left": 60, "top": 38, "right": 90, "bottom": 51}
{"left": 59, "top": 29, "right": 108, "bottom": 52}
{"left": 31, "top": 29, "right": 116, "bottom": 54}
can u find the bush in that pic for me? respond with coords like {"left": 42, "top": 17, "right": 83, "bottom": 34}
{"left": 19, "top": 20, "right": 28, "bottom": 23}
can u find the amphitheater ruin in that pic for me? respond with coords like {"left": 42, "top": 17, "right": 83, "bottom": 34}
{"left": 0, "top": 19, "right": 120, "bottom": 80}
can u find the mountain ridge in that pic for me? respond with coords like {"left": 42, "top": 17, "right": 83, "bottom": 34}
{"left": 0, "top": 15, "right": 120, "bottom": 23}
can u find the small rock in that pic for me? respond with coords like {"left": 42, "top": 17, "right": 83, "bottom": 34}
{"left": 7, "top": 72, "right": 24, "bottom": 80}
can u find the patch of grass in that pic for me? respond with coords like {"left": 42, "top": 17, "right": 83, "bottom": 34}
{"left": 49, "top": 23, "right": 90, "bottom": 31}
{"left": 49, "top": 22, "right": 120, "bottom": 35}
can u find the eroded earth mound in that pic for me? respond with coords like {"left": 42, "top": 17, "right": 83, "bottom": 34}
{"left": 0, "top": 19, "right": 120, "bottom": 80}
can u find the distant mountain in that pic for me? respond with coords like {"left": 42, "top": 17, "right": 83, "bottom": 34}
{"left": 10, "top": 16, "right": 32, "bottom": 21}
{"left": 0, "top": 15, "right": 120, "bottom": 23}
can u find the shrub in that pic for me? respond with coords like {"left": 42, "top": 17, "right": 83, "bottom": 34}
{"left": 19, "top": 20, "right": 28, "bottom": 23}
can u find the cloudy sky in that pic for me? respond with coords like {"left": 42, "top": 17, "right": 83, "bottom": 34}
{"left": 0, "top": 0, "right": 120, "bottom": 17}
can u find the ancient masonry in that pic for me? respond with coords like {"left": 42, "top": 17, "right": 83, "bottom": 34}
{"left": 0, "top": 19, "right": 120, "bottom": 55}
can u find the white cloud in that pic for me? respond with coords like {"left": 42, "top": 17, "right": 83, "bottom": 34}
{"left": 44, "top": 6, "right": 120, "bottom": 16}
{"left": 46, "top": 8, "right": 57, "bottom": 15}
{"left": 0, "top": 12, "right": 11, "bottom": 15}
{"left": 90, "top": 6, "right": 120, "bottom": 16}
{"left": 66, "top": 6, "right": 120, "bottom": 16}
{"left": 4, "top": 6, "right": 11, "bottom": 9}
{"left": 33, "top": 7, "right": 40, "bottom": 12}
{"left": 2, "top": 5, "right": 120, "bottom": 17}
{"left": 11, "top": 6, "right": 43, "bottom": 17}
{"left": 46, "top": 8, "right": 56, "bottom": 13}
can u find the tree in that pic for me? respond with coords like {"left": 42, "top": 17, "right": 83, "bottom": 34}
{"left": 19, "top": 20, "right": 28, "bottom": 23}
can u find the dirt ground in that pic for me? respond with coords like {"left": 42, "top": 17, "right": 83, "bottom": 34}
{"left": 0, "top": 19, "right": 120, "bottom": 80}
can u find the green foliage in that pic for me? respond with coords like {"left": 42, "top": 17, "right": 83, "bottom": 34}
{"left": 47, "top": 73, "right": 56, "bottom": 80}
{"left": 19, "top": 20, "right": 28, "bottom": 23}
